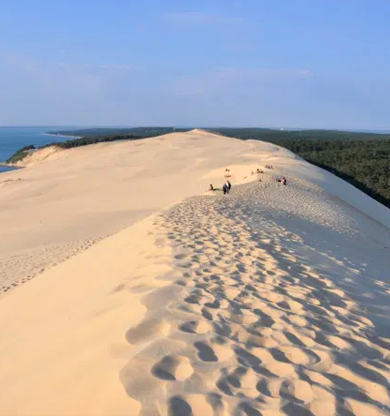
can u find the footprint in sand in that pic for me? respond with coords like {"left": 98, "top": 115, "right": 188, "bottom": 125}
{"left": 250, "top": 347, "right": 296, "bottom": 377}
{"left": 151, "top": 355, "right": 193, "bottom": 381}
{"left": 169, "top": 394, "right": 217, "bottom": 416}
{"left": 174, "top": 253, "right": 189, "bottom": 260}
{"left": 179, "top": 320, "right": 212, "bottom": 335}
{"left": 169, "top": 396, "right": 192, "bottom": 416}
{"left": 278, "top": 345, "right": 318, "bottom": 366}
{"left": 282, "top": 378, "right": 315, "bottom": 403}
{"left": 194, "top": 341, "right": 218, "bottom": 362}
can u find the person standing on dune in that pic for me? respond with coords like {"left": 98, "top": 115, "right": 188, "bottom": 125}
{"left": 226, "top": 180, "right": 232, "bottom": 194}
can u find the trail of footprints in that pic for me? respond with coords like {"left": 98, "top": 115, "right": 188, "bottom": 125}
{"left": 122, "top": 181, "right": 390, "bottom": 416}
{"left": 0, "top": 238, "right": 103, "bottom": 296}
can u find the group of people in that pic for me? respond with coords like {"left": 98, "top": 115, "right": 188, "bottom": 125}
{"left": 208, "top": 168, "right": 232, "bottom": 195}
{"left": 209, "top": 166, "right": 288, "bottom": 195}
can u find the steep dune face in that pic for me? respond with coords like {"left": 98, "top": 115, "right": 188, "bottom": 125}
{"left": 9, "top": 145, "right": 63, "bottom": 167}
{"left": 0, "top": 130, "right": 390, "bottom": 416}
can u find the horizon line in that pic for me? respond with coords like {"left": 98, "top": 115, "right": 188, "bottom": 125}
{"left": 1, "top": 125, "right": 390, "bottom": 134}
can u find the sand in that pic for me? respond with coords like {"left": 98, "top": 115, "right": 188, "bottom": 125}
{"left": 0, "top": 129, "right": 271, "bottom": 293}
{"left": 0, "top": 130, "right": 390, "bottom": 416}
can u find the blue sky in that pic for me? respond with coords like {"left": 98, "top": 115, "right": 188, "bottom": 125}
{"left": 0, "top": 0, "right": 389, "bottom": 129}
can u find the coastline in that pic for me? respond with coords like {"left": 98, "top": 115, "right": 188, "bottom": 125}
{"left": 0, "top": 131, "right": 80, "bottom": 169}
{"left": 0, "top": 162, "right": 20, "bottom": 170}
{"left": 42, "top": 132, "right": 82, "bottom": 139}
{"left": 0, "top": 133, "right": 79, "bottom": 169}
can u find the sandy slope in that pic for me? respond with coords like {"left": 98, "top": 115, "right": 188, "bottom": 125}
{"left": 0, "top": 130, "right": 390, "bottom": 416}
{"left": 0, "top": 129, "right": 275, "bottom": 293}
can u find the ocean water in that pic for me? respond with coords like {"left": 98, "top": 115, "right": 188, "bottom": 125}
{"left": 0, "top": 126, "right": 78, "bottom": 172}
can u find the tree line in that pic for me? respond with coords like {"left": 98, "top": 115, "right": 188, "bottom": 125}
{"left": 212, "top": 129, "right": 390, "bottom": 209}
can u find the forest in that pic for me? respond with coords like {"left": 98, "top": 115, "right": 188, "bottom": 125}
{"left": 211, "top": 127, "right": 390, "bottom": 141}
{"left": 8, "top": 127, "right": 390, "bottom": 209}
{"left": 213, "top": 129, "right": 390, "bottom": 208}
{"left": 286, "top": 140, "right": 390, "bottom": 208}
{"left": 49, "top": 127, "right": 188, "bottom": 138}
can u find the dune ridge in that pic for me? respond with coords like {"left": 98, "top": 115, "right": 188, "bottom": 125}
{"left": 120, "top": 173, "right": 390, "bottom": 416}
{"left": 0, "top": 130, "right": 389, "bottom": 415}
{"left": 0, "top": 129, "right": 263, "bottom": 294}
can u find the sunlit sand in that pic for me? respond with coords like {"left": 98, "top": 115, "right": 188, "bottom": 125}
{"left": 0, "top": 130, "right": 389, "bottom": 416}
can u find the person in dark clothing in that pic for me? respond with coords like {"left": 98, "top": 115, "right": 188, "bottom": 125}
{"left": 222, "top": 184, "right": 228, "bottom": 195}
{"left": 226, "top": 180, "right": 232, "bottom": 193}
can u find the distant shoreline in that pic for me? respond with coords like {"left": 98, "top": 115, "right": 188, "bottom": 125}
{"left": 43, "top": 132, "right": 82, "bottom": 140}
{"left": 0, "top": 162, "right": 21, "bottom": 170}
{"left": 0, "top": 133, "right": 81, "bottom": 169}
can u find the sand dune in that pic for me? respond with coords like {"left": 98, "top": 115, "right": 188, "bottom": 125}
{"left": 124, "top": 179, "right": 390, "bottom": 416}
{"left": 0, "top": 130, "right": 275, "bottom": 294}
{"left": 0, "top": 130, "right": 390, "bottom": 416}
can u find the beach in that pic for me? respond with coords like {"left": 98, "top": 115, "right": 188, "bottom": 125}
{"left": 0, "top": 130, "right": 389, "bottom": 416}
{"left": 42, "top": 132, "right": 82, "bottom": 139}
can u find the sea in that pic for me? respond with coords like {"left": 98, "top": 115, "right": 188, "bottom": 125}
{"left": 0, "top": 126, "right": 79, "bottom": 173}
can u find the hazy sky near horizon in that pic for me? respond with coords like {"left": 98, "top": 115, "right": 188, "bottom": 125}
{"left": 0, "top": 0, "right": 389, "bottom": 129}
